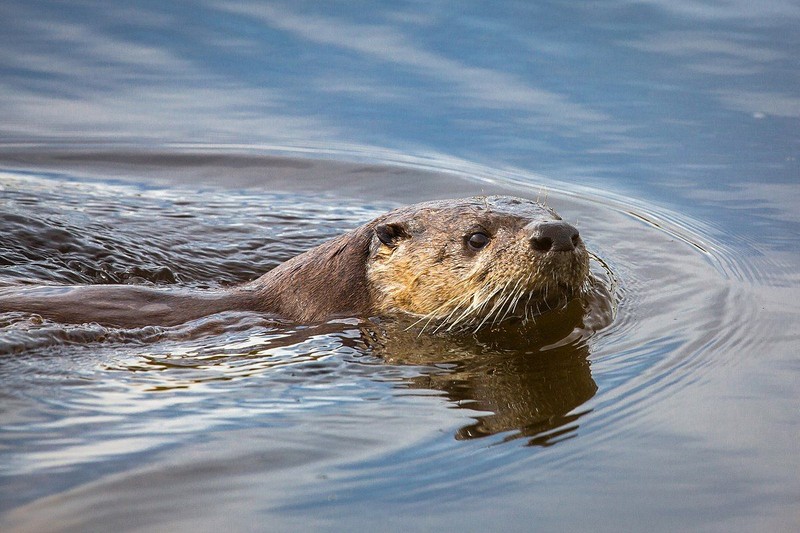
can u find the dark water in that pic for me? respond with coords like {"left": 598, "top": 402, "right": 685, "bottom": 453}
{"left": 1, "top": 2, "right": 799, "bottom": 532}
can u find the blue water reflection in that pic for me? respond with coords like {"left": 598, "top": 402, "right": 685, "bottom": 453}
{"left": 2, "top": 1, "right": 797, "bottom": 190}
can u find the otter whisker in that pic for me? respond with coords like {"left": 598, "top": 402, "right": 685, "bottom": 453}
{"left": 449, "top": 282, "right": 505, "bottom": 332}
{"left": 443, "top": 285, "right": 494, "bottom": 329}
{"left": 503, "top": 290, "right": 525, "bottom": 324}
{"left": 476, "top": 278, "right": 519, "bottom": 330}
{"left": 435, "top": 293, "right": 470, "bottom": 325}
{"left": 412, "top": 287, "right": 478, "bottom": 334}
{"left": 367, "top": 197, "right": 590, "bottom": 334}
{"left": 475, "top": 280, "right": 514, "bottom": 330}
{"left": 414, "top": 296, "right": 464, "bottom": 334}
{"left": 523, "top": 274, "right": 536, "bottom": 322}
{"left": 524, "top": 287, "right": 538, "bottom": 323}
{"left": 407, "top": 299, "right": 452, "bottom": 333}
{"left": 485, "top": 279, "right": 514, "bottom": 317}
{"left": 500, "top": 291, "right": 525, "bottom": 325}
{"left": 490, "top": 279, "right": 522, "bottom": 328}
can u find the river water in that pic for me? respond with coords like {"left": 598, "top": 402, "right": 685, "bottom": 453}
{"left": 1, "top": 2, "right": 798, "bottom": 532}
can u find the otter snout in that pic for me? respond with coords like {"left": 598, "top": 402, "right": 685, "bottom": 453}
{"left": 527, "top": 221, "right": 581, "bottom": 252}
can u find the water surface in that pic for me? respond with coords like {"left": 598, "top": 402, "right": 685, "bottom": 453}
{"left": 0, "top": 1, "right": 798, "bottom": 532}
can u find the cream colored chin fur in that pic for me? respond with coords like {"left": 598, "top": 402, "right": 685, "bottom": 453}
{"left": 367, "top": 227, "right": 588, "bottom": 333}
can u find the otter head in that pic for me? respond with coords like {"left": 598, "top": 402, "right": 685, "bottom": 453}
{"left": 366, "top": 196, "right": 589, "bottom": 332}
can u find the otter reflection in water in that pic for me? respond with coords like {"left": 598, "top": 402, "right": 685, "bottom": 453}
{"left": 367, "top": 294, "right": 601, "bottom": 444}
{"left": 0, "top": 196, "right": 590, "bottom": 331}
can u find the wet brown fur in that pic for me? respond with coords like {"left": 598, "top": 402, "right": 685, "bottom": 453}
{"left": 366, "top": 197, "right": 589, "bottom": 331}
{"left": 0, "top": 196, "right": 589, "bottom": 329}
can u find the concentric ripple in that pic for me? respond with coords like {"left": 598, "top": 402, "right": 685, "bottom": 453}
{"left": 0, "top": 152, "right": 773, "bottom": 526}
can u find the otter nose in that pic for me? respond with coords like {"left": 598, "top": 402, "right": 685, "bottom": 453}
{"left": 527, "top": 221, "right": 581, "bottom": 252}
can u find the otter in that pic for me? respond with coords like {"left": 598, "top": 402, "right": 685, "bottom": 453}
{"left": 0, "top": 196, "right": 589, "bottom": 331}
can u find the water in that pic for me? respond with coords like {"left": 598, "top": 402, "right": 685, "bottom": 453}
{"left": 1, "top": 2, "right": 798, "bottom": 532}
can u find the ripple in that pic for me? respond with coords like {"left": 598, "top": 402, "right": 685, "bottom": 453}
{"left": 0, "top": 150, "right": 779, "bottom": 519}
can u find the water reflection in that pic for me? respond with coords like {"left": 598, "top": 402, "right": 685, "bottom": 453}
{"left": 47, "top": 303, "right": 601, "bottom": 447}
{"left": 136, "top": 315, "right": 600, "bottom": 447}
{"left": 365, "top": 294, "right": 606, "bottom": 444}
{"left": 396, "top": 343, "right": 595, "bottom": 445}
{"left": 2, "top": 0, "right": 796, "bottom": 197}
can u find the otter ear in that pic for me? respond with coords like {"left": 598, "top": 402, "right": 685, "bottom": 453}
{"left": 374, "top": 222, "right": 411, "bottom": 248}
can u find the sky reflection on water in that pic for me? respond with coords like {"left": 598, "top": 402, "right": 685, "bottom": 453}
{"left": 1, "top": 1, "right": 797, "bottom": 192}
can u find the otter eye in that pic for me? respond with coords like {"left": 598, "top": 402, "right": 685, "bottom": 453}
{"left": 466, "top": 232, "right": 490, "bottom": 251}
